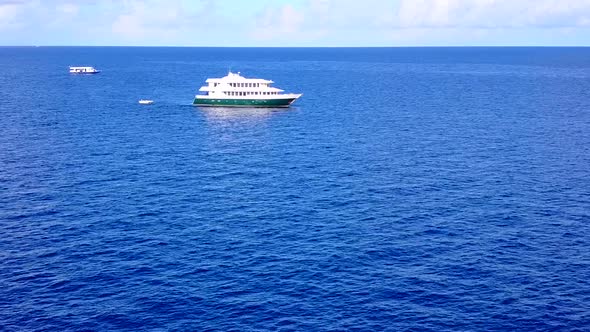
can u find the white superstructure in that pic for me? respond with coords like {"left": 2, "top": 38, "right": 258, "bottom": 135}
{"left": 194, "top": 72, "right": 302, "bottom": 107}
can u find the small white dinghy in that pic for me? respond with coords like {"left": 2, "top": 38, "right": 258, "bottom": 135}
{"left": 139, "top": 99, "right": 154, "bottom": 105}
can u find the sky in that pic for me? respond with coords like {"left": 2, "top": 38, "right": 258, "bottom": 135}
{"left": 1, "top": 0, "right": 590, "bottom": 46}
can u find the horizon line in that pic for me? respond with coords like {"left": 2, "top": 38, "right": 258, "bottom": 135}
{"left": 2, "top": 45, "right": 590, "bottom": 48}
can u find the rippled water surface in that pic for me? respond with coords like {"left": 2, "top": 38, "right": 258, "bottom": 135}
{"left": 1, "top": 47, "right": 590, "bottom": 331}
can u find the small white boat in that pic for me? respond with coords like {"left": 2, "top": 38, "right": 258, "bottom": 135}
{"left": 69, "top": 66, "right": 100, "bottom": 74}
{"left": 139, "top": 99, "right": 154, "bottom": 105}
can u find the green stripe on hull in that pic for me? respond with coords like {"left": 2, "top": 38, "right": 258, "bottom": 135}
{"left": 193, "top": 98, "right": 296, "bottom": 107}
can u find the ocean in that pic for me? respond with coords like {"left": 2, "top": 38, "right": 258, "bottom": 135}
{"left": 1, "top": 47, "right": 590, "bottom": 331}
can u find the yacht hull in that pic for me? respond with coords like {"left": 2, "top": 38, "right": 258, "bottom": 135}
{"left": 193, "top": 97, "right": 297, "bottom": 107}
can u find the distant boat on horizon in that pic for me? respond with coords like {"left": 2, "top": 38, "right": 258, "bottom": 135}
{"left": 193, "top": 71, "right": 301, "bottom": 108}
{"left": 69, "top": 66, "right": 100, "bottom": 74}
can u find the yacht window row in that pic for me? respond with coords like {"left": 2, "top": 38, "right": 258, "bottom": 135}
{"left": 214, "top": 91, "right": 278, "bottom": 96}
{"left": 213, "top": 82, "right": 266, "bottom": 88}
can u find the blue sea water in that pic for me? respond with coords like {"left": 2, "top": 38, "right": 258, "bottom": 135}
{"left": 1, "top": 46, "right": 590, "bottom": 331}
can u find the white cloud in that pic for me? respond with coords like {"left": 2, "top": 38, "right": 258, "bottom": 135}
{"left": 0, "top": 1, "right": 25, "bottom": 31}
{"left": 109, "top": 0, "right": 233, "bottom": 44}
{"left": 1, "top": 0, "right": 590, "bottom": 45}
{"left": 111, "top": 1, "right": 174, "bottom": 40}
{"left": 394, "top": 0, "right": 590, "bottom": 29}
{"left": 251, "top": 4, "right": 306, "bottom": 40}
{"left": 244, "top": 0, "right": 590, "bottom": 45}
{"left": 0, "top": 0, "right": 87, "bottom": 32}
{"left": 57, "top": 3, "right": 78, "bottom": 15}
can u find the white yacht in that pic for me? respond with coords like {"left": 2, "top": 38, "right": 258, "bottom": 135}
{"left": 69, "top": 66, "right": 100, "bottom": 74}
{"left": 193, "top": 72, "right": 301, "bottom": 107}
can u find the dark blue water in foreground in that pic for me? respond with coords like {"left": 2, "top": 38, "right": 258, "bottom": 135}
{"left": 1, "top": 47, "right": 590, "bottom": 331}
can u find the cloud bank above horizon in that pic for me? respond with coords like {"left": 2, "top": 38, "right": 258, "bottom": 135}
{"left": 1, "top": 0, "right": 590, "bottom": 46}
